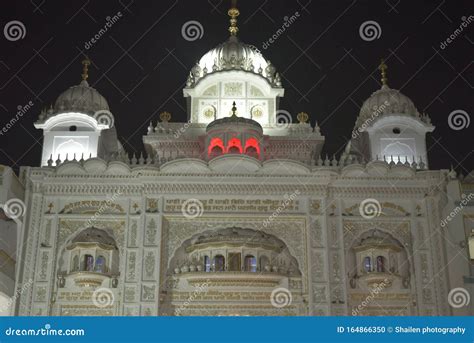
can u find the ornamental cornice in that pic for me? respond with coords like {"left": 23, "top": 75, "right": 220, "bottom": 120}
{"left": 25, "top": 157, "right": 448, "bottom": 183}
{"left": 329, "top": 186, "right": 430, "bottom": 198}
{"left": 36, "top": 181, "right": 434, "bottom": 198}
{"left": 39, "top": 182, "right": 328, "bottom": 196}
{"left": 28, "top": 169, "right": 445, "bottom": 183}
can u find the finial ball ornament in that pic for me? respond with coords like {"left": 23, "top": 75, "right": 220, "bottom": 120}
{"left": 297, "top": 112, "right": 309, "bottom": 123}
{"left": 160, "top": 111, "right": 171, "bottom": 122}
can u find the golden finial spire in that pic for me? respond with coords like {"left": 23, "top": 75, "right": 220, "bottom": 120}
{"left": 231, "top": 101, "right": 237, "bottom": 117}
{"left": 81, "top": 57, "right": 91, "bottom": 81}
{"left": 228, "top": 0, "right": 240, "bottom": 36}
{"left": 378, "top": 59, "right": 388, "bottom": 87}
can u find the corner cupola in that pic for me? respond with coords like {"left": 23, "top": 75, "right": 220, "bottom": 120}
{"left": 34, "top": 58, "right": 115, "bottom": 166}
{"left": 350, "top": 60, "right": 434, "bottom": 167}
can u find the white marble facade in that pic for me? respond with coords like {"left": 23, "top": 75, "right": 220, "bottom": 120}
{"left": 1, "top": 7, "right": 473, "bottom": 317}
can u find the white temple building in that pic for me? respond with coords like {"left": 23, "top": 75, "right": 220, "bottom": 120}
{"left": 0, "top": 6, "right": 473, "bottom": 316}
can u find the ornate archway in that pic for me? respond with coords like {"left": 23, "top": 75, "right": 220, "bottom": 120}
{"left": 160, "top": 227, "right": 304, "bottom": 316}
{"left": 346, "top": 229, "right": 415, "bottom": 316}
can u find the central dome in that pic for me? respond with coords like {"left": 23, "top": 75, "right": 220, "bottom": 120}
{"left": 200, "top": 36, "right": 269, "bottom": 73}
{"left": 187, "top": 36, "right": 280, "bottom": 88}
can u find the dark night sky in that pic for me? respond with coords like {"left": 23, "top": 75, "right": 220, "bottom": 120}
{"left": 0, "top": 0, "right": 472, "bottom": 174}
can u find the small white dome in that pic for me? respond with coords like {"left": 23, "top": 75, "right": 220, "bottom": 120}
{"left": 187, "top": 36, "right": 279, "bottom": 87}
{"left": 355, "top": 85, "right": 421, "bottom": 129}
{"left": 54, "top": 80, "right": 109, "bottom": 115}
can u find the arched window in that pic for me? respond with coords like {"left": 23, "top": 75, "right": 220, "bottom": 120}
{"left": 245, "top": 146, "right": 258, "bottom": 158}
{"left": 228, "top": 146, "right": 241, "bottom": 154}
{"left": 213, "top": 255, "right": 225, "bottom": 272}
{"left": 83, "top": 254, "right": 94, "bottom": 271}
{"left": 95, "top": 255, "right": 106, "bottom": 273}
{"left": 244, "top": 255, "right": 257, "bottom": 272}
{"left": 55, "top": 139, "right": 85, "bottom": 161}
{"left": 71, "top": 255, "right": 79, "bottom": 272}
{"left": 226, "top": 137, "right": 242, "bottom": 154}
{"left": 204, "top": 256, "right": 211, "bottom": 272}
{"left": 260, "top": 255, "right": 269, "bottom": 271}
{"left": 208, "top": 137, "right": 225, "bottom": 157}
{"left": 376, "top": 256, "right": 385, "bottom": 272}
{"left": 209, "top": 145, "right": 223, "bottom": 158}
{"left": 244, "top": 137, "right": 260, "bottom": 158}
{"left": 364, "top": 256, "right": 371, "bottom": 273}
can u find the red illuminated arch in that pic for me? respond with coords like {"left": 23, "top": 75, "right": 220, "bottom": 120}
{"left": 226, "top": 137, "right": 242, "bottom": 153}
{"left": 208, "top": 137, "right": 225, "bottom": 157}
{"left": 244, "top": 137, "right": 260, "bottom": 156}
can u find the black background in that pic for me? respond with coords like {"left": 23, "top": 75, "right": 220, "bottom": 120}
{"left": 0, "top": 0, "right": 472, "bottom": 174}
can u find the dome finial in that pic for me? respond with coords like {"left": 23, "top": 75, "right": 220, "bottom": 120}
{"left": 228, "top": 0, "right": 240, "bottom": 36}
{"left": 231, "top": 101, "right": 237, "bottom": 117}
{"left": 81, "top": 56, "right": 91, "bottom": 81}
{"left": 378, "top": 58, "right": 388, "bottom": 87}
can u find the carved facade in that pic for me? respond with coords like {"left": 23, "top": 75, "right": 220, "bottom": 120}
{"left": 1, "top": 6, "right": 472, "bottom": 317}
{"left": 8, "top": 160, "right": 469, "bottom": 316}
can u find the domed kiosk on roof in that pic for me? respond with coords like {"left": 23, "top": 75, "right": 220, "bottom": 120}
{"left": 205, "top": 101, "right": 264, "bottom": 160}
{"left": 348, "top": 60, "right": 434, "bottom": 167}
{"left": 183, "top": 6, "right": 284, "bottom": 128}
{"left": 34, "top": 58, "right": 123, "bottom": 166}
